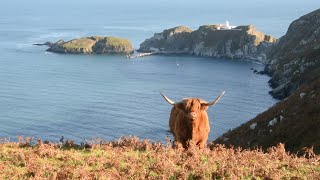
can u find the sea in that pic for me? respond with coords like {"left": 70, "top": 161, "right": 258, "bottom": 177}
{"left": 0, "top": 0, "right": 319, "bottom": 143}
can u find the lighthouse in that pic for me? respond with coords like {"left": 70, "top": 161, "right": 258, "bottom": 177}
{"left": 220, "top": 21, "right": 236, "bottom": 30}
{"left": 225, "top": 21, "right": 231, "bottom": 29}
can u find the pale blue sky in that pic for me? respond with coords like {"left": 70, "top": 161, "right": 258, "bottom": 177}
{"left": 1, "top": 0, "right": 319, "bottom": 37}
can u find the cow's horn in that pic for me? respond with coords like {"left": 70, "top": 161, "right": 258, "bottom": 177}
{"left": 203, "top": 91, "right": 225, "bottom": 106}
{"left": 160, "top": 92, "right": 178, "bottom": 105}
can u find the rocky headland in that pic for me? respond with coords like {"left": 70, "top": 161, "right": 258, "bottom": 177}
{"left": 214, "top": 9, "right": 320, "bottom": 154}
{"left": 36, "top": 36, "right": 134, "bottom": 54}
{"left": 138, "top": 25, "right": 277, "bottom": 63}
{"left": 265, "top": 9, "right": 320, "bottom": 99}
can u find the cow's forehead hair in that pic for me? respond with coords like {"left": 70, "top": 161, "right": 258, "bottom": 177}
{"left": 183, "top": 98, "right": 202, "bottom": 110}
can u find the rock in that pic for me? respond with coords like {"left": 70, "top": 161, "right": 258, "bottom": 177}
{"left": 46, "top": 36, "right": 133, "bottom": 54}
{"left": 149, "top": 47, "right": 160, "bottom": 52}
{"left": 300, "top": 93, "right": 306, "bottom": 99}
{"left": 138, "top": 24, "right": 277, "bottom": 61}
{"left": 257, "top": 69, "right": 268, "bottom": 75}
{"left": 138, "top": 26, "right": 193, "bottom": 54}
{"left": 33, "top": 42, "right": 54, "bottom": 46}
{"left": 280, "top": 115, "right": 284, "bottom": 122}
{"left": 266, "top": 8, "right": 320, "bottom": 99}
{"left": 250, "top": 123, "right": 257, "bottom": 130}
{"left": 268, "top": 117, "right": 278, "bottom": 126}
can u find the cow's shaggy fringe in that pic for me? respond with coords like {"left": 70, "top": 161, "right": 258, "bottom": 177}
{"left": 0, "top": 136, "right": 319, "bottom": 179}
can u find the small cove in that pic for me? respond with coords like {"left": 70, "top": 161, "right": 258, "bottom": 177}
{"left": 0, "top": 52, "right": 277, "bottom": 142}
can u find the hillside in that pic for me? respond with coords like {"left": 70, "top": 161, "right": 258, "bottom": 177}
{"left": 138, "top": 24, "right": 277, "bottom": 62}
{"left": 266, "top": 8, "right": 320, "bottom": 99}
{"left": 1, "top": 137, "right": 319, "bottom": 179}
{"left": 215, "top": 79, "right": 320, "bottom": 154}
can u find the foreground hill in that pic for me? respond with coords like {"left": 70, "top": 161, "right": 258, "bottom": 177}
{"left": 42, "top": 36, "right": 134, "bottom": 54}
{"left": 138, "top": 25, "right": 277, "bottom": 62}
{"left": 266, "top": 8, "right": 320, "bottom": 99}
{"left": 215, "top": 79, "right": 320, "bottom": 154}
{"left": 1, "top": 137, "right": 319, "bottom": 179}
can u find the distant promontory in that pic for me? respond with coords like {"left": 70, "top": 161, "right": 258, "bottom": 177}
{"left": 37, "top": 36, "right": 134, "bottom": 54}
{"left": 138, "top": 24, "right": 277, "bottom": 62}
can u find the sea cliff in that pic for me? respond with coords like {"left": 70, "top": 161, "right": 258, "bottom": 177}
{"left": 138, "top": 25, "right": 277, "bottom": 63}
{"left": 265, "top": 9, "right": 320, "bottom": 99}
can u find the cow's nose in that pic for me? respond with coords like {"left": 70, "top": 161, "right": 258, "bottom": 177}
{"left": 189, "top": 112, "right": 197, "bottom": 119}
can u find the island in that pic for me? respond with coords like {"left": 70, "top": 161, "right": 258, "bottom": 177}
{"left": 138, "top": 22, "right": 277, "bottom": 63}
{"left": 36, "top": 36, "right": 134, "bottom": 54}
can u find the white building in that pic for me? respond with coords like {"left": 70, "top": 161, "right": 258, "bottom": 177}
{"left": 218, "top": 21, "right": 237, "bottom": 30}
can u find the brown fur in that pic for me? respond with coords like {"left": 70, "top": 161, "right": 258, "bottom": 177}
{"left": 169, "top": 98, "right": 210, "bottom": 149}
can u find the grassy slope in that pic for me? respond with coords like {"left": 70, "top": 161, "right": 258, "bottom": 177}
{"left": 1, "top": 137, "right": 320, "bottom": 179}
{"left": 62, "top": 36, "right": 132, "bottom": 49}
{"left": 97, "top": 37, "right": 132, "bottom": 48}
{"left": 52, "top": 36, "right": 133, "bottom": 54}
{"left": 161, "top": 26, "right": 193, "bottom": 36}
{"left": 62, "top": 38, "right": 96, "bottom": 50}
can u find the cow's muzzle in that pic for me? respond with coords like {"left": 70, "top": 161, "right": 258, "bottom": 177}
{"left": 189, "top": 112, "right": 198, "bottom": 119}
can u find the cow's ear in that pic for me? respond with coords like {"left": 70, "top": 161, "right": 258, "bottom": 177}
{"left": 200, "top": 104, "right": 209, "bottom": 110}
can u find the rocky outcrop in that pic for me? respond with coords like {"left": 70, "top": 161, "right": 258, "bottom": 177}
{"left": 138, "top": 26, "right": 193, "bottom": 54}
{"left": 45, "top": 36, "right": 133, "bottom": 54}
{"left": 138, "top": 25, "right": 277, "bottom": 63}
{"left": 266, "top": 9, "right": 320, "bottom": 99}
{"left": 33, "top": 42, "right": 54, "bottom": 47}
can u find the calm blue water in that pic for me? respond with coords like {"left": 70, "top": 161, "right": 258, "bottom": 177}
{"left": 0, "top": 0, "right": 319, "bottom": 142}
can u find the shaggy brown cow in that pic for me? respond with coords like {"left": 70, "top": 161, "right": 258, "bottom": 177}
{"left": 161, "top": 91, "right": 225, "bottom": 149}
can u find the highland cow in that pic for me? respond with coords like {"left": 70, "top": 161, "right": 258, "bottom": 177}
{"left": 161, "top": 91, "right": 225, "bottom": 149}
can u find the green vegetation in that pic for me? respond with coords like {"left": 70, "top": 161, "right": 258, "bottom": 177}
{"left": 102, "top": 37, "right": 132, "bottom": 48}
{"left": 91, "top": 36, "right": 133, "bottom": 54}
{"left": 166, "top": 26, "right": 193, "bottom": 33}
{"left": 47, "top": 36, "right": 133, "bottom": 54}
{"left": 61, "top": 38, "right": 96, "bottom": 50}
{"left": 1, "top": 137, "right": 319, "bottom": 179}
{"left": 197, "top": 24, "right": 222, "bottom": 31}
{"left": 59, "top": 38, "right": 95, "bottom": 54}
